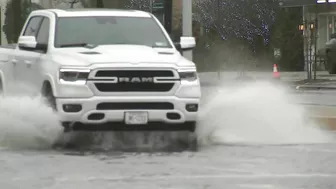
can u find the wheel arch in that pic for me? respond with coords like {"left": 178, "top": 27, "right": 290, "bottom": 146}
{"left": 0, "top": 70, "right": 6, "bottom": 94}
{"left": 41, "top": 74, "right": 57, "bottom": 97}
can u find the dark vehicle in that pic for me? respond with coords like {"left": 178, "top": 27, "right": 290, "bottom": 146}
{"left": 324, "top": 33, "right": 336, "bottom": 74}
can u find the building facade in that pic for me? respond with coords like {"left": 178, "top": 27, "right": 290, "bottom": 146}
{"left": 281, "top": 0, "right": 336, "bottom": 71}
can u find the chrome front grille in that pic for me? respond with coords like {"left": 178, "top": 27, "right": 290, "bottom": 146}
{"left": 91, "top": 69, "right": 177, "bottom": 92}
{"left": 95, "top": 70, "right": 174, "bottom": 77}
{"left": 94, "top": 82, "right": 175, "bottom": 92}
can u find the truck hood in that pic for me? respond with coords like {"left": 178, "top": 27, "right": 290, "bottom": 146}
{"left": 51, "top": 45, "right": 194, "bottom": 67}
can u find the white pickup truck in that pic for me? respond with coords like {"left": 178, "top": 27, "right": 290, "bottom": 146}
{"left": 0, "top": 9, "right": 201, "bottom": 136}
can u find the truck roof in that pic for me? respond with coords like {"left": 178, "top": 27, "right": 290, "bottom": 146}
{"left": 35, "top": 8, "right": 152, "bottom": 18}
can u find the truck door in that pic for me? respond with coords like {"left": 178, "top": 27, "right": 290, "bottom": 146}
{"left": 15, "top": 16, "right": 44, "bottom": 96}
{"left": 0, "top": 46, "right": 18, "bottom": 95}
{"left": 23, "top": 17, "right": 50, "bottom": 96}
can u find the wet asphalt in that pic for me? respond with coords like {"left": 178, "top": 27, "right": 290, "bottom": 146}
{"left": 2, "top": 142, "right": 336, "bottom": 189}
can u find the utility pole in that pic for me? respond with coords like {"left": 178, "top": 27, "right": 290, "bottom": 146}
{"left": 149, "top": 0, "right": 152, "bottom": 12}
{"left": 29, "top": 0, "right": 32, "bottom": 12}
{"left": 217, "top": 0, "right": 221, "bottom": 79}
{"left": 313, "top": 3, "right": 318, "bottom": 80}
{"left": 182, "top": 0, "right": 193, "bottom": 61}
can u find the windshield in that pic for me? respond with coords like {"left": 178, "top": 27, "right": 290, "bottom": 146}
{"left": 54, "top": 16, "right": 172, "bottom": 48}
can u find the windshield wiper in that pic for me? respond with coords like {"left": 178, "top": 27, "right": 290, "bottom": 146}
{"left": 59, "top": 43, "right": 98, "bottom": 49}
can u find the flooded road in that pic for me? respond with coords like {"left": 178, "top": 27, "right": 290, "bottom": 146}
{"left": 0, "top": 81, "right": 336, "bottom": 189}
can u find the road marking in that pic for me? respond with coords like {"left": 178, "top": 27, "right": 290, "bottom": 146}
{"left": 237, "top": 184, "right": 277, "bottom": 189}
{"left": 12, "top": 173, "right": 336, "bottom": 182}
{"left": 58, "top": 173, "right": 336, "bottom": 181}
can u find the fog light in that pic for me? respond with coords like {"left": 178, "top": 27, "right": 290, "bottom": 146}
{"left": 186, "top": 104, "right": 198, "bottom": 112}
{"left": 88, "top": 113, "right": 105, "bottom": 120}
{"left": 63, "top": 104, "right": 82, "bottom": 112}
{"left": 167, "top": 112, "right": 181, "bottom": 120}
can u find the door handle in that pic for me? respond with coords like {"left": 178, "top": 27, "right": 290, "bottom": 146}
{"left": 24, "top": 60, "right": 32, "bottom": 67}
{"left": 24, "top": 60, "right": 32, "bottom": 64}
{"left": 11, "top": 59, "right": 17, "bottom": 64}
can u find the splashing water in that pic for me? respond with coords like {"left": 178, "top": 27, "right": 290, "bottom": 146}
{"left": 0, "top": 94, "right": 189, "bottom": 151}
{"left": 0, "top": 80, "right": 331, "bottom": 151}
{"left": 0, "top": 96, "right": 63, "bottom": 150}
{"left": 197, "top": 81, "right": 334, "bottom": 146}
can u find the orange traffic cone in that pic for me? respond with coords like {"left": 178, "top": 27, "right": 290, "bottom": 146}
{"left": 273, "top": 64, "right": 280, "bottom": 79}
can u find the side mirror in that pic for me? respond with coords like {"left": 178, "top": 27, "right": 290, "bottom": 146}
{"left": 174, "top": 36, "right": 196, "bottom": 51}
{"left": 18, "top": 36, "right": 37, "bottom": 49}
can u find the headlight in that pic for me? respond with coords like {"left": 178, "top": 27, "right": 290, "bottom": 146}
{"left": 178, "top": 71, "right": 198, "bottom": 81}
{"left": 59, "top": 68, "right": 90, "bottom": 84}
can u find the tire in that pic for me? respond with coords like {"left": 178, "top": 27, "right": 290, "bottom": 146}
{"left": 187, "top": 122, "right": 198, "bottom": 151}
{"left": 42, "top": 85, "right": 57, "bottom": 111}
{"left": 188, "top": 121, "right": 197, "bottom": 132}
{"left": 41, "top": 83, "right": 71, "bottom": 133}
{"left": 0, "top": 78, "right": 3, "bottom": 96}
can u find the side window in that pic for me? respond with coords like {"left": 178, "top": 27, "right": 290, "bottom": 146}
{"left": 23, "top": 17, "right": 43, "bottom": 37}
{"left": 36, "top": 18, "right": 50, "bottom": 45}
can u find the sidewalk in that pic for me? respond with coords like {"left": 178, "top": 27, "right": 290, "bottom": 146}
{"left": 198, "top": 71, "right": 334, "bottom": 83}
{"left": 293, "top": 78, "right": 336, "bottom": 91}
{"left": 199, "top": 71, "right": 336, "bottom": 89}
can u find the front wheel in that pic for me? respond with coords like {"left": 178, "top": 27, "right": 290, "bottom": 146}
{"left": 0, "top": 78, "right": 3, "bottom": 96}
{"left": 42, "top": 86, "right": 71, "bottom": 133}
{"left": 183, "top": 122, "right": 198, "bottom": 151}
{"left": 42, "top": 87, "right": 56, "bottom": 111}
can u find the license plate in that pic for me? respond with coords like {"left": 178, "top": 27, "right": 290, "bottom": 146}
{"left": 124, "top": 112, "right": 148, "bottom": 125}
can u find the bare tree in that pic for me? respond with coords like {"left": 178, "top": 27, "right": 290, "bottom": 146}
{"left": 53, "top": 0, "right": 89, "bottom": 8}
{"left": 192, "top": 0, "right": 279, "bottom": 73}
{"left": 193, "top": 0, "right": 277, "bottom": 43}
{"left": 125, "top": 0, "right": 151, "bottom": 11}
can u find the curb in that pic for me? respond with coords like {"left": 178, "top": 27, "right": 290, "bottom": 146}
{"left": 295, "top": 85, "right": 336, "bottom": 91}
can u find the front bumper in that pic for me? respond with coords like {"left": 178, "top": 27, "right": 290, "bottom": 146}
{"left": 56, "top": 96, "right": 199, "bottom": 131}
